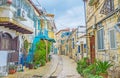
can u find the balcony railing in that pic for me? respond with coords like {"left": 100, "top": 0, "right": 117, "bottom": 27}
{"left": 0, "top": 17, "right": 33, "bottom": 34}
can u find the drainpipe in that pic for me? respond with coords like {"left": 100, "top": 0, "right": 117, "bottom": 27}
{"left": 83, "top": 0, "right": 88, "bottom": 58}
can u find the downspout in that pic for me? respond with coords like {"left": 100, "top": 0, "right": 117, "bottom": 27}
{"left": 83, "top": 0, "right": 88, "bottom": 57}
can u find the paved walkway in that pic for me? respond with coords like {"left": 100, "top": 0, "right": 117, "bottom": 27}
{"left": 58, "top": 56, "right": 81, "bottom": 78}
{"left": 3, "top": 55, "right": 59, "bottom": 78}
{"left": 50, "top": 55, "right": 81, "bottom": 78}
{"left": 3, "top": 55, "right": 81, "bottom": 78}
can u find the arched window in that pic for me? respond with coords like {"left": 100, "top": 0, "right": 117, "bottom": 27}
{"left": 0, "top": 33, "right": 12, "bottom": 50}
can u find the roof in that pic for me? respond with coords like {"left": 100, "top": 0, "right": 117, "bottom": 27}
{"left": 56, "top": 28, "right": 70, "bottom": 35}
{"left": 46, "top": 14, "right": 54, "bottom": 18}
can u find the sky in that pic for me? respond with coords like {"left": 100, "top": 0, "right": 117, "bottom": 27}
{"left": 38, "top": 0, "right": 85, "bottom": 31}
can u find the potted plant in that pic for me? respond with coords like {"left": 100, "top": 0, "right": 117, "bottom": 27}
{"left": 96, "top": 61, "right": 112, "bottom": 78}
{"left": 9, "top": 65, "right": 17, "bottom": 74}
{"left": 28, "top": 62, "right": 34, "bottom": 69}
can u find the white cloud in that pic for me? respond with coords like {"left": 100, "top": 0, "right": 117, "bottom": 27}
{"left": 55, "top": 6, "right": 85, "bottom": 30}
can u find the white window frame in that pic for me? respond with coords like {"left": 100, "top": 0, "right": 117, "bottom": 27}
{"left": 109, "top": 28, "right": 117, "bottom": 49}
{"left": 97, "top": 27, "right": 104, "bottom": 50}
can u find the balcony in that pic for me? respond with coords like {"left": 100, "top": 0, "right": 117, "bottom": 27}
{"left": 89, "top": 0, "right": 99, "bottom": 6}
{"left": 48, "top": 31, "right": 54, "bottom": 39}
{"left": 0, "top": 17, "right": 33, "bottom": 34}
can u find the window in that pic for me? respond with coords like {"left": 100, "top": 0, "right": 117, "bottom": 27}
{"left": 0, "top": 0, "right": 6, "bottom": 5}
{"left": 109, "top": 29, "right": 116, "bottom": 49}
{"left": 1, "top": 33, "right": 12, "bottom": 50}
{"left": 16, "top": 0, "right": 21, "bottom": 8}
{"left": 72, "top": 38, "right": 74, "bottom": 49}
{"left": 78, "top": 46, "right": 80, "bottom": 53}
{"left": 97, "top": 28, "right": 104, "bottom": 50}
{"left": 12, "top": 0, "right": 16, "bottom": 7}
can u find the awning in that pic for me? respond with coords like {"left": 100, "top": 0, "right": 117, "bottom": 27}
{"left": 48, "top": 38, "right": 56, "bottom": 43}
{"left": 0, "top": 17, "right": 33, "bottom": 34}
{"left": 40, "top": 35, "right": 56, "bottom": 43}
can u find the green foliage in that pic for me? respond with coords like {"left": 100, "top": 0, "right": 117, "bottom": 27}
{"left": 77, "top": 59, "right": 112, "bottom": 78}
{"left": 77, "top": 57, "right": 89, "bottom": 76}
{"left": 33, "top": 40, "right": 46, "bottom": 66}
{"left": 9, "top": 65, "right": 17, "bottom": 70}
{"left": 48, "top": 42, "right": 51, "bottom": 54}
{"left": 40, "top": 59, "right": 46, "bottom": 66}
{"left": 87, "top": 74, "right": 103, "bottom": 78}
{"left": 96, "top": 60, "right": 113, "bottom": 74}
{"left": 24, "top": 40, "right": 29, "bottom": 53}
{"left": 89, "top": 0, "right": 97, "bottom": 6}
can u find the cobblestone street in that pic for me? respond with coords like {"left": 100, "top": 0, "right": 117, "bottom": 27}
{"left": 3, "top": 55, "right": 81, "bottom": 78}
{"left": 57, "top": 56, "right": 81, "bottom": 78}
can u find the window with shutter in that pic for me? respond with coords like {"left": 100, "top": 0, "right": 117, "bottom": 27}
{"left": 0, "top": 0, "right": 6, "bottom": 5}
{"left": 109, "top": 29, "right": 116, "bottom": 49}
{"left": 78, "top": 46, "right": 80, "bottom": 53}
{"left": 1, "top": 33, "right": 12, "bottom": 50}
{"left": 97, "top": 28, "right": 104, "bottom": 50}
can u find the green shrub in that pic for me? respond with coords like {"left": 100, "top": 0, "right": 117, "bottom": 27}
{"left": 24, "top": 40, "right": 29, "bottom": 53}
{"left": 40, "top": 59, "right": 46, "bottom": 66}
{"left": 96, "top": 60, "right": 112, "bottom": 74}
{"left": 77, "top": 58, "right": 111, "bottom": 78}
{"left": 33, "top": 40, "right": 46, "bottom": 66}
{"left": 76, "top": 57, "right": 89, "bottom": 76}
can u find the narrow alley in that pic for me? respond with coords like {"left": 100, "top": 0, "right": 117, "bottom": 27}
{"left": 1, "top": 0, "right": 120, "bottom": 78}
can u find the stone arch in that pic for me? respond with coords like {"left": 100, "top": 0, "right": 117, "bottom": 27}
{"left": 3, "top": 32, "right": 13, "bottom": 39}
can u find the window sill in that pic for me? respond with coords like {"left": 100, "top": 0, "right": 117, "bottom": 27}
{"left": 97, "top": 49, "right": 106, "bottom": 52}
{"left": 109, "top": 48, "right": 117, "bottom": 50}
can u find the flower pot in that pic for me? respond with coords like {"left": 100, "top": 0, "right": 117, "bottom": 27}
{"left": 7, "top": 0, "right": 12, "bottom": 4}
{"left": 9, "top": 69, "right": 16, "bottom": 74}
{"left": 100, "top": 73, "right": 108, "bottom": 78}
{"left": 29, "top": 64, "right": 34, "bottom": 69}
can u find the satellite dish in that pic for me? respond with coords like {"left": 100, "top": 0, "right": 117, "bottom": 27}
{"left": 114, "top": 22, "right": 120, "bottom": 32}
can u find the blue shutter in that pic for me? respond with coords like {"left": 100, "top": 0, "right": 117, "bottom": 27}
{"left": 84, "top": 44, "right": 86, "bottom": 48}
{"left": 78, "top": 46, "right": 80, "bottom": 53}
{"left": 38, "top": 20, "right": 41, "bottom": 30}
{"left": 110, "top": 29, "right": 116, "bottom": 49}
{"left": 97, "top": 28, "right": 104, "bottom": 50}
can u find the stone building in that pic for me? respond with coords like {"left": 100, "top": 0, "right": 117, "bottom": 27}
{"left": 0, "top": 0, "right": 41, "bottom": 76}
{"left": 55, "top": 28, "right": 71, "bottom": 55}
{"left": 86, "top": 0, "right": 120, "bottom": 65}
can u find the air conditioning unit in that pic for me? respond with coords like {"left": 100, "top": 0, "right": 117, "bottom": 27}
{"left": 15, "top": 8, "right": 27, "bottom": 21}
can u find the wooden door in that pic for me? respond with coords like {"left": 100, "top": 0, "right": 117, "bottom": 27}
{"left": 90, "top": 36, "right": 95, "bottom": 63}
{"left": 8, "top": 36, "right": 19, "bottom": 62}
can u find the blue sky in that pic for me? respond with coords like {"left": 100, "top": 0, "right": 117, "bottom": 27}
{"left": 39, "top": 0, "right": 85, "bottom": 30}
